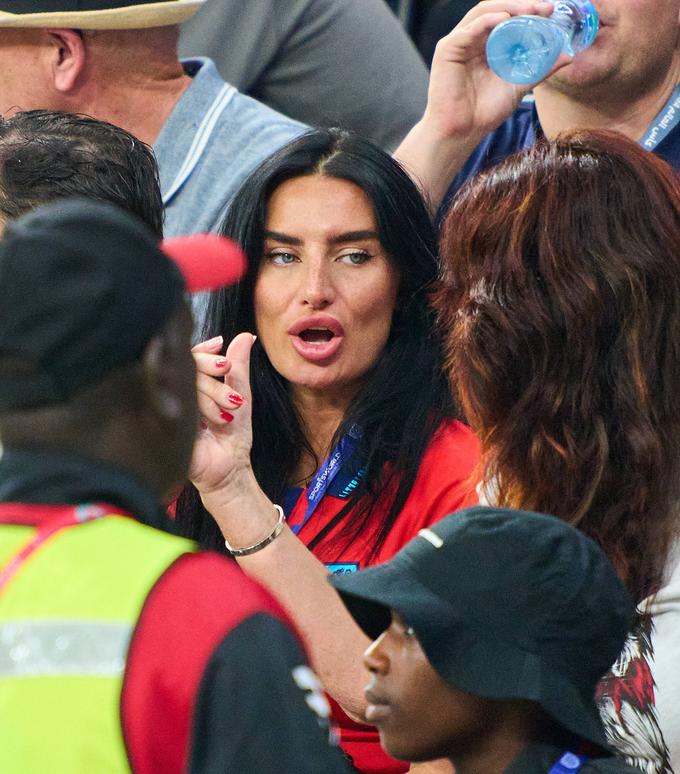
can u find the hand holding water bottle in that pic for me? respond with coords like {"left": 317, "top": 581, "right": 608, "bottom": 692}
{"left": 486, "top": 0, "right": 598, "bottom": 84}
{"left": 424, "top": 1, "right": 570, "bottom": 138}
{"left": 394, "top": 1, "right": 572, "bottom": 209}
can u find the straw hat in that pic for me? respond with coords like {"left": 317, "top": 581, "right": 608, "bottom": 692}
{"left": 0, "top": 0, "right": 204, "bottom": 30}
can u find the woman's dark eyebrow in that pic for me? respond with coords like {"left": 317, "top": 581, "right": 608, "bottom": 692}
{"left": 264, "top": 230, "right": 302, "bottom": 245}
{"left": 329, "top": 230, "right": 380, "bottom": 244}
{"left": 264, "top": 229, "right": 380, "bottom": 246}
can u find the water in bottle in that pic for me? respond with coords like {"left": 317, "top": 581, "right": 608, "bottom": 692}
{"left": 486, "top": 0, "right": 598, "bottom": 85}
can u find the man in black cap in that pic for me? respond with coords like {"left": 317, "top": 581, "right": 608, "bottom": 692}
{"left": 0, "top": 199, "right": 348, "bottom": 773}
{"left": 331, "top": 506, "right": 641, "bottom": 774}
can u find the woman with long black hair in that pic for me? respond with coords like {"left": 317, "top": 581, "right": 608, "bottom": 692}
{"left": 176, "top": 128, "right": 479, "bottom": 774}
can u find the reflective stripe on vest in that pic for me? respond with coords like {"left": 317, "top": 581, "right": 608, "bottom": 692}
{"left": 0, "top": 620, "right": 132, "bottom": 677}
{"left": 0, "top": 514, "right": 196, "bottom": 774}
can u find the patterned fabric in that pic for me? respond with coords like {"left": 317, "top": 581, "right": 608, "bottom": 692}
{"left": 597, "top": 549, "right": 680, "bottom": 773}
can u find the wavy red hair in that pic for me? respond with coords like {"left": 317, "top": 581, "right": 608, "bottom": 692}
{"left": 434, "top": 130, "right": 680, "bottom": 600}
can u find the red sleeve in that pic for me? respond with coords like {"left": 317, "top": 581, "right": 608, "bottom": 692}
{"left": 120, "top": 551, "right": 301, "bottom": 774}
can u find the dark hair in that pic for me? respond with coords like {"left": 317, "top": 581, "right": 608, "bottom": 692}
{"left": 0, "top": 110, "right": 163, "bottom": 236}
{"left": 176, "top": 128, "right": 455, "bottom": 556}
{"left": 434, "top": 129, "right": 680, "bottom": 600}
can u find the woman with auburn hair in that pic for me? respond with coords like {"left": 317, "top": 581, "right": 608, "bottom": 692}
{"left": 434, "top": 129, "right": 680, "bottom": 773}
{"left": 177, "top": 128, "right": 479, "bottom": 774}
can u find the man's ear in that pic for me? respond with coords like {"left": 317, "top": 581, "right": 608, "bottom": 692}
{"left": 46, "top": 29, "right": 87, "bottom": 93}
{"left": 140, "top": 308, "right": 196, "bottom": 424}
{"left": 141, "top": 334, "right": 185, "bottom": 422}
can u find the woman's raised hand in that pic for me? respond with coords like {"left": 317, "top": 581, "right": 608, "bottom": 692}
{"left": 190, "top": 332, "right": 256, "bottom": 496}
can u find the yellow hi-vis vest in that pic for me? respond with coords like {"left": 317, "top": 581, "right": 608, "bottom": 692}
{"left": 0, "top": 509, "right": 196, "bottom": 773}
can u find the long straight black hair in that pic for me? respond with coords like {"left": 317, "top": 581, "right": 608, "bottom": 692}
{"left": 176, "top": 128, "right": 455, "bottom": 557}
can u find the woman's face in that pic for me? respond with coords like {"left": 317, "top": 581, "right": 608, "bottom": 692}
{"left": 254, "top": 175, "right": 400, "bottom": 398}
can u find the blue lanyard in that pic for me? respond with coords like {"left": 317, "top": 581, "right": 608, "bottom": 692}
{"left": 290, "top": 426, "right": 361, "bottom": 536}
{"left": 641, "top": 84, "right": 680, "bottom": 150}
{"left": 548, "top": 752, "right": 588, "bottom": 773}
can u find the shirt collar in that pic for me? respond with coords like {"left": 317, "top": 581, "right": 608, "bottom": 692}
{"left": 154, "top": 57, "right": 235, "bottom": 202}
{"left": 0, "top": 445, "right": 180, "bottom": 535}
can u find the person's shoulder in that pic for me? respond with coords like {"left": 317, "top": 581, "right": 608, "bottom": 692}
{"left": 121, "top": 552, "right": 306, "bottom": 773}
{"left": 425, "top": 418, "right": 481, "bottom": 463}
{"left": 178, "top": 57, "right": 306, "bottom": 145}
{"left": 198, "top": 87, "right": 305, "bottom": 178}
{"left": 655, "top": 119, "right": 680, "bottom": 171}
{"left": 440, "top": 100, "right": 538, "bottom": 218}
{"left": 226, "top": 90, "right": 306, "bottom": 132}
{"left": 464, "top": 100, "right": 535, "bottom": 166}
{"left": 212, "top": 87, "right": 306, "bottom": 150}
{"left": 154, "top": 551, "right": 293, "bottom": 626}
{"left": 160, "top": 57, "right": 307, "bottom": 232}
{"left": 390, "top": 419, "right": 479, "bottom": 531}
{"left": 124, "top": 551, "right": 301, "bottom": 708}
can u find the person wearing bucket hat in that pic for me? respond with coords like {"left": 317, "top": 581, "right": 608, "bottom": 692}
{"left": 331, "top": 506, "right": 641, "bottom": 774}
{"left": 0, "top": 198, "right": 349, "bottom": 774}
{"left": 0, "top": 0, "right": 304, "bottom": 322}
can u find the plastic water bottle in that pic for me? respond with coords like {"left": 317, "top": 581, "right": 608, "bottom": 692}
{"left": 486, "top": 0, "right": 598, "bottom": 85}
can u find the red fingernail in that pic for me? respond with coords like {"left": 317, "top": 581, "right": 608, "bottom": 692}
{"left": 220, "top": 410, "right": 234, "bottom": 423}
{"left": 227, "top": 392, "right": 244, "bottom": 406}
{"left": 215, "top": 359, "right": 228, "bottom": 369}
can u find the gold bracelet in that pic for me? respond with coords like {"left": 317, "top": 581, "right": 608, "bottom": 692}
{"left": 224, "top": 504, "right": 285, "bottom": 557}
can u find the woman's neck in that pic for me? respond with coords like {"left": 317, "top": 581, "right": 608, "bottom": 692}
{"left": 291, "top": 384, "right": 359, "bottom": 484}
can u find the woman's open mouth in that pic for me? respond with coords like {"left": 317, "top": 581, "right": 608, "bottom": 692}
{"left": 289, "top": 316, "right": 344, "bottom": 362}
{"left": 299, "top": 328, "right": 335, "bottom": 343}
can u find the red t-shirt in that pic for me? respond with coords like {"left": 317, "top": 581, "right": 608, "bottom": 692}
{"left": 287, "top": 419, "right": 481, "bottom": 773}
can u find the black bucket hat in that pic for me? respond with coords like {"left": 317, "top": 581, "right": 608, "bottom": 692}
{"left": 330, "top": 505, "right": 634, "bottom": 750}
{"left": 0, "top": 0, "right": 204, "bottom": 29}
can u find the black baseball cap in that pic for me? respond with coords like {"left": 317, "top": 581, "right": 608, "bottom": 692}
{"left": 0, "top": 197, "right": 245, "bottom": 410}
{"left": 331, "top": 506, "right": 634, "bottom": 750}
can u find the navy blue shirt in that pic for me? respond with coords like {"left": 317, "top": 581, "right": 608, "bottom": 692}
{"left": 441, "top": 98, "right": 680, "bottom": 217}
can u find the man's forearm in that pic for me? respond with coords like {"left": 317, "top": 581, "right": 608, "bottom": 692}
{"left": 393, "top": 118, "right": 483, "bottom": 213}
